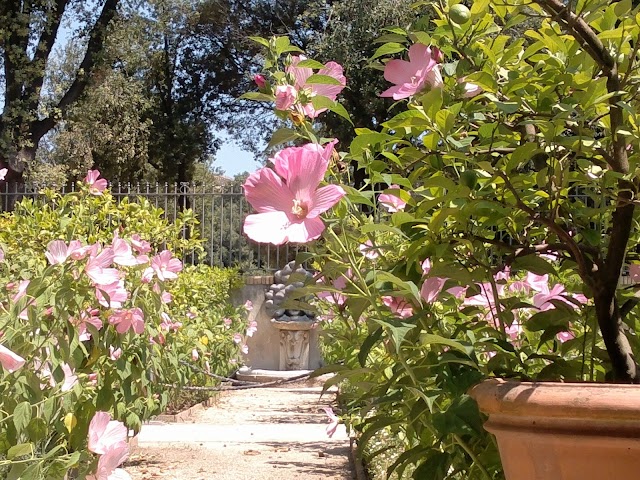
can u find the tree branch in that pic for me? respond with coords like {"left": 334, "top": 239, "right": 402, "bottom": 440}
{"left": 27, "top": 0, "right": 68, "bottom": 114}
{"left": 495, "top": 170, "right": 594, "bottom": 283}
{"left": 535, "top": 0, "right": 638, "bottom": 381}
{"left": 34, "top": 0, "right": 120, "bottom": 142}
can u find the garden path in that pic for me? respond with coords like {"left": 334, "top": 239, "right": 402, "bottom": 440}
{"left": 125, "top": 378, "right": 355, "bottom": 480}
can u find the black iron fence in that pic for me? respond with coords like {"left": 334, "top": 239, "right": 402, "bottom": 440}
{"left": 0, "top": 182, "right": 301, "bottom": 273}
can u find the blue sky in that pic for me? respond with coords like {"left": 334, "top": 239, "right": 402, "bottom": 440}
{"left": 215, "top": 139, "right": 261, "bottom": 176}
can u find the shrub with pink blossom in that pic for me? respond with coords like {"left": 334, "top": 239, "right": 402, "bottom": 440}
{"left": 244, "top": 0, "right": 640, "bottom": 473}
{"left": 0, "top": 172, "right": 248, "bottom": 479}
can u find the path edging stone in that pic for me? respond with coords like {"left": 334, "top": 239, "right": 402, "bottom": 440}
{"left": 152, "top": 396, "right": 217, "bottom": 423}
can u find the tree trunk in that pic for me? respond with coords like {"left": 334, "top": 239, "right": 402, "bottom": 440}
{"left": 594, "top": 291, "right": 639, "bottom": 383}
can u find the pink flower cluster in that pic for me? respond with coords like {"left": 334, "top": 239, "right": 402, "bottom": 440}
{"left": 272, "top": 55, "right": 346, "bottom": 119}
{"left": 380, "top": 44, "right": 443, "bottom": 100}
{"left": 243, "top": 142, "right": 346, "bottom": 245}
{"left": 45, "top": 233, "right": 182, "bottom": 337}
{"left": 380, "top": 43, "right": 482, "bottom": 99}
{"left": 365, "top": 257, "right": 586, "bottom": 346}
{"left": 87, "top": 411, "right": 131, "bottom": 480}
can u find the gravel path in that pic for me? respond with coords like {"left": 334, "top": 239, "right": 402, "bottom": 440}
{"left": 125, "top": 379, "right": 355, "bottom": 480}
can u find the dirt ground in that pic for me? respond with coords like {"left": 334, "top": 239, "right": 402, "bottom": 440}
{"left": 124, "top": 380, "right": 356, "bottom": 480}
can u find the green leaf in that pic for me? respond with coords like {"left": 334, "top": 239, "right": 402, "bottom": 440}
{"left": 305, "top": 74, "right": 343, "bottom": 85}
{"left": 526, "top": 309, "right": 569, "bottom": 332}
{"left": 374, "top": 33, "right": 408, "bottom": 44}
{"left": 7, "top": 442, "right": 33, "bottom": 459}
{"left": 310, "top": 96, "right": 352, "bottom": 124}
{"left": 240, "top": 92, "right": 274, "bottom": 102}
{"left": 495, "top": 101, "right": 520, "bottom": 113}
{"left": 13, "top": 402, "right": 32, "bottom": 436}
{"left": 328, "top": 102, "right": 353, "bottom": 124}
{"left": 274, "top": 36, "right": 292, "bottom": 56}
{"left": 371, "top": 42, "right": 406, "bottom": 60}
{"left": 267, "top": 128, "right": 299, "bottom": 149}
{"left": 357, "top": 417, "right": 399, "bottom": 455}
{"left": 435, "top": 109, "right": 455, "bottom": 135}
{"left": 375, "top": 271, "right": 421, "bottom": 304}
{"left": 512, "top": 254, "right": 557, "bottom": 275}
{"left": 464, "top": 71, "right": 497, "bottom": 93}
{"left": 294, "top": 59, "right": 325, "bottom": 69}
{"left": 421, "top": 88, "right": 443, "bottom": 119}
{"left": 248, "top": 36, "right": 269, "bottom": 47}
{"left": 358, "top": 327, "right": 383, "bottom": 367}
{"left": 507, "top": 142, "right": 540, "bottom": 171}
{"left": 420, "top": 333, "right": 474, "bottom": 356}
{"left": 373, "top": 318, "right": 416, "bottom": 352}
{"left": 26, "top": 418, "right": 47, "bottom": 443}
{"left": 414, "top": 451, "right": 450, "bottom": 480}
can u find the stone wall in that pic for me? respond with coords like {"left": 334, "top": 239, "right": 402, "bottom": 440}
{"left": 231, "top": 276, "right": 323, "bottom": 371}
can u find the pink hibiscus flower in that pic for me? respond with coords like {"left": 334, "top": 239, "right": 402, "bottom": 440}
{"left": 84, "top": 170, "right": 108, "bottom": 195}
{"left": 243, "top": 142, "right": 346, "bottom": 245}
{"left": 150, "top": 250, "right": 182, "bottom": 281}
{"left": 109, "top": 346, "right": 123, "bottom": 361}
{"left": 95, "top": 281, "right": 128, "bottom": 309}
{"left": 0, "top": 168, "right": 7, "bottom": 181}
{"left": 381, "top": 44, "right": 443, "bottom": 100}
{"left": 420, "top": 259, "right": 448, "bottom": 303}
{"left": 86, "top": 247, "right": 120, "bottom": 286}
{"left": 322, "top": 407, "right": 340, "bottom": 438}
{"left": 88, "top": 411, "right": 128, "bottom": 455}
{"left": 0, "top": 344, "right": 26, "bottom": 373}
{"left": 246, "top": 321, "right": 258, "bottom": 337}
{"left": 359, "top": 240, "right": 379, "bottom": 259}
{"left": 459, "top": 78, "right": 483, "bottom": 98}
{"left": 159, "top": 312, "right": 182, "bottom": 331}
{"left": 129, "top": 234, "right": 151, "bottom": 254}
{"left": 73, "top": 308, "right": 103, "bottom": 341}
{"left": 111, "top": 237, "right": 138, "bottom": 266}
{"left": 382, "top": 296, "right": 414, "bottom": 318}
{"left": 86, "top": 443, "right": 131, "bottom": 480}
{"left": 275, "top": 84, "right": 297, "bottom": 111}
{"left": 46, "top": 240, "right": 70, "bottom": 265}
{"left": 68, "top": 240, "right": 90, "bottom": 260}
{"left": 109, "top": 308, "right": 145, "bottom": 334}
{"left": 60, "top": 363, "right": 78, "bottom": 392}
{"left": 378, "top": 185, "right": 407, "bottom": 212}
{"left": 253, "top": 74, "right": 266, "bottom": 89}
{"left": 421, "top": 277, "right": 447, "bottom": 303}
{"left": 286, "top": 56, "right": 346, "bottom": 118}
{"left": 533, "top": 284, "right": 585, "bottom": 311}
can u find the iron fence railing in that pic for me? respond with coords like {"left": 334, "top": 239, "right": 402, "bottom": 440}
{"left": 0, "top": 182, "right": 301, "bottom": 273}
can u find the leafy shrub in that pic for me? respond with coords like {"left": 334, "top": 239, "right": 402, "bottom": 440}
{"left": 0, "top": 172, "right": 247, "bottom": 479}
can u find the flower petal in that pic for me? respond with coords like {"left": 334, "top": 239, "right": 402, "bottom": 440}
{"left": 283, "top": 217, "right": 326, "bottom": 243}
{"left": 0, "top": 345, "right": 25, "bottom": 373}
{"left": 311, "top": 61, "right": 346, "bottom": 99}
{"left": 308, "top": 185, "right": 346, "bottom": 218}
{"left": 243, "top": 211, "right": 291, "bottom": 245}
{"left": 383, "top": 59, "right": 416, "bottom": 85}
{"left": 287, "top": 55, "right": 313, "bottom": 88}
{"left": 273, "top": 141, "right": 337, "bottom": 202}
{"left": 243, "top": 167, "right": 295, "bottom": 213}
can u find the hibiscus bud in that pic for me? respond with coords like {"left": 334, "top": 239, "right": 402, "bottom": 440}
{"left": 192, "top": 349, "right": 199, "bottom": 361}
{"left": 432, "top": 46, "right": 444, "bottom": 63}
{"left": 254, "top": 74, "right": 266, "bottom": 90}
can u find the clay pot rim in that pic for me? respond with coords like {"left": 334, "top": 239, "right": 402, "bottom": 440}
{"left": 469, "top": 378, "right": 640, "bottom": 421}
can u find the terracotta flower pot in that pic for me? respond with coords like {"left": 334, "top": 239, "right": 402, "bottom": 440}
{"left": 469, "top": 378, "right": 640, "bottom": 479}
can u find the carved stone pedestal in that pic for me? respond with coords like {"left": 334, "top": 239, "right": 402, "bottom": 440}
{"left": 271, "top": 319, "right": 316, "bottom": 371}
